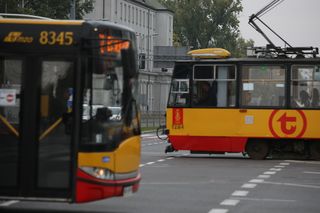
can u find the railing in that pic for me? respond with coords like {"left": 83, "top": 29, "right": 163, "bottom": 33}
{"left": 141, "top": 111, "right": 166, "bottom": 129}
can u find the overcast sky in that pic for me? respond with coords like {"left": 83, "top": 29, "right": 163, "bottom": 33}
{"left": 238, "top": 0, "right": 320, "bottom": 48}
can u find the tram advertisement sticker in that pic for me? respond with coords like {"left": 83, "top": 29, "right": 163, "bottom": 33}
{"left": 268, "top": 110, "right": 307, "bottom": 138}
{"left": 172, "top": 108, "right": 184, "bottom": 129}
{"left": 0, "top": 89, "right": 16, "bottom": 106}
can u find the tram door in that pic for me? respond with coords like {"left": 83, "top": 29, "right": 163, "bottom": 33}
{"left": 0, "top": 56, "right": 76, "bottom": 201}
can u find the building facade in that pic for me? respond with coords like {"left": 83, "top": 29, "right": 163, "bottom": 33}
{"left": 85, "top": 0, "right": 174, "bottom": 112}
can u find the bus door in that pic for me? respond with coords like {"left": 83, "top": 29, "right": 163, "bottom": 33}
{"left": 0, "top": 55, "right": 77, "bottom": 202}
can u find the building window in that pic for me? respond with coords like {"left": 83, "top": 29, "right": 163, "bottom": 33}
{"left": 139, "top": 10, "right": 142, "bottom": 26}
{"left": 124, "top": 4, "right": 127, "bottom": 22}
{"left": 143, "top": 11, "right": 145, "bottom": 27}
{"left": 128, "top": 5, "right": 131, "bottom": 23}
{"left": 136, "top": 8, "right": 138, "bottom": 25}
{"left": 132, "top": 6, "right": 134, "bottom": 23}
{"left": 120, "top": 3, "right": 122, "bottom": 20}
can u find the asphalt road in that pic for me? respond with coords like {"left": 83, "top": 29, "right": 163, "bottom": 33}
{"left": 1, "top": 132, "right": 320, "bottom": 213}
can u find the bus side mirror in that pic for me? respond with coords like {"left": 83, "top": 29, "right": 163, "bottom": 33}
{"left": 121, "top": 47, "right": 137, "bottom": 78}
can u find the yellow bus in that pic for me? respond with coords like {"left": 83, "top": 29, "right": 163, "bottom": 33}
{"left": 165, "top": 48, "right": 320, "bottom": 160}
{"left": 0, "top": 17, "right": 141, "bottom": 203}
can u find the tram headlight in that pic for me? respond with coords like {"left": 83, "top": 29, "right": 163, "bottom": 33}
{"left": 80, "top": 167, "right": 115, "bottom": 180}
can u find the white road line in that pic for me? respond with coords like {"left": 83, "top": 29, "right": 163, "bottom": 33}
{"left": 303, "top": 171, "right": 320, "bottom": 175}
{"left": 270, "top": 168, "right": 282, "bottom": 171}
{"left": 241, "top": 183, "right": 257, "bottom": 189}
{"left": 280, "top": 162, "right": 290, "bottom": 165}
{"left": 263, "top": 181, "right": 320, "bottom": 189}
{"left": 139, "top": 164, "right": 145, "bottom": 167}
{"left": 146, "top": 162, "right": 155, "bottom": 165}
{"left": 208, "top": 209, "right": 229, "bottom": 213}
{"left": 220, "top": 199, "right": 240, "bottom": 206}
{"left": 166, "top": 157, "right": 174, "bottom": 160}
{"left": 249, "top": 179, "right": 264, "bottom": 183}
{"left": 0, "top": 200, "right": 19, "bottom": 206}
{"left": 232, "top": 190, "right": 249, "bottom": 197}
{"left": 275, "top": 165, "right": 285, "bottom": 168}
{"left": 157, "top": 159, "right": 165, "bottom": 162}
{"left": 264, "top": 171, "right": 276, "bottom": 175}
{"left": 285, "top": 160, "right": 320, "bottom": 165}
{"left": 237, "top": 197, "right": 296, "bottom": 203}
{"left": 258, "top": 175, "right": 271, "bottom": 179}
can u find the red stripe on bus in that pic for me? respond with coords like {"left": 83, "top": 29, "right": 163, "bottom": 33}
{"left": 76, "top": 169, "right": 140, "bottom": 203}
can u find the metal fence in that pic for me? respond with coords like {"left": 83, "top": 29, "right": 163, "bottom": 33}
{"left": 141, "top": 111, "right": 166, "bottom": 128}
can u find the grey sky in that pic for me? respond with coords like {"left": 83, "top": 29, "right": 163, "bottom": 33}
{"left": 239, "top": 0, "right": 320, "bottom": 48}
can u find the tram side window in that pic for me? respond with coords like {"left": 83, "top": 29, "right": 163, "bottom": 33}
{"left": 241, "top": 65, "right": 286, "bottom": 107}
{"left": 168, "top": 64, "right": 191, "bottom": 107}
{"left": 216, "top": 66, "right": 236, "bottom": 107}
{"left": 192, "top": 65, "right": 236, "bottom": 107}
{"left": 291, "top": 65, "right": 320, "bottom": 108}
{"left": 192, "top": 66, "right": 215, "bottom": 107}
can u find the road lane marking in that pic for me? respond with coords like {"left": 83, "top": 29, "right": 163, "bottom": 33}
{"left": 249, "top": 179, "right": 264, "bottom": 183}
{"left": 275, "top": 165, "right": 285, "bottom": 168}
{"left": 270, "top": 168, "right": 282, "bottom": 171}
{"left": 285, "top": 160, "right": 320, "bottom": 165}
{"left": 208, "top": 209, "right": 229, "bottom": 213}
{"left": 258, "top": 174, "right": 270, "bottom": 179}
{"left": 236, "top": 197, "right": 296, "bottom": 203}
{"left": 0, "top": 200, "right": 19, "bottom": 206}
{"left": 232, "top": 190, "right": 249, "bottom": 197}
{"left": 220, "top": 199, "right": 240, "bottom": 206}
{"left": 139, "top": 164, "right": 145, "bottom": 167}
{"left": 157, "top": 159, "right": 165, "bottom": 162}
{"left": 241, "top": 183, "right": 257, "bottom": 189}
{"left": 303, "top": 171, "right": 320, "bottom": 175}
{"left": 264, "top": 171, "right": 276, "bottom": 175}
{"left": 146, "top": 162, "right": 155, "bottom": 165}
{"left": 263, "top": 181, "right": 320, "bottom": 189}
{"left": 280, "top": 162, "right": 290, "bottom": 165}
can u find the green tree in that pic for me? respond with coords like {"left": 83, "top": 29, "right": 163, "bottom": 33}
{"left": 160, "top": 0, "right": 254, "bottom": 57}
{"left": 0, "top": 0, "right": 93, "bottom": 19}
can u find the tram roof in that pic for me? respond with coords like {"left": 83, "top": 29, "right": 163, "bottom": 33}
{"left": 175, "top": 57, "right": 320, "bottom": 64}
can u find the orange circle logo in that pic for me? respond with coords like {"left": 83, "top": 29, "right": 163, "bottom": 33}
{"left": 268, "top": 110, "right": 307, "bottom": 138}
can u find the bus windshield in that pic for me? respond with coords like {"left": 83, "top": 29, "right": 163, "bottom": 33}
{"left": 81, "top": 54, "right": 125, "bottom": 145}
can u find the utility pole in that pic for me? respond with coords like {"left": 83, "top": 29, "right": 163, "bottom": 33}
{"left": 70, "top": 0, "right": 76, "bottom": 20}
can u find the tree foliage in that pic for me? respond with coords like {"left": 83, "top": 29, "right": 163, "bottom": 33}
{"left": 160, "top": 0, "right": 254, "bottom": 57}
{"left": 0, "top": 0, "right": 93, "bottom": 19}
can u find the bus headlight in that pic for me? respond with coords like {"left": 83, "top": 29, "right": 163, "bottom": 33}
{"left": 80, "top": 167, "right": 115, "bottom": 180}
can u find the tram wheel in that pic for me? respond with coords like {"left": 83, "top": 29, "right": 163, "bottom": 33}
{"left": 245, "top": 140, "right": 269, "bottom": 160}
{"left": 310, "top": 142, "right": 320, "bottom": 160}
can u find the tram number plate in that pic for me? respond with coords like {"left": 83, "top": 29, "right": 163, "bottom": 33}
{"left": 123, "top": 186, "right": 133, "bottom": 197}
